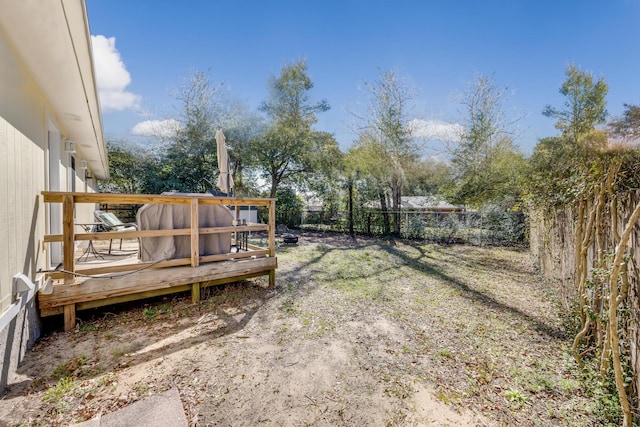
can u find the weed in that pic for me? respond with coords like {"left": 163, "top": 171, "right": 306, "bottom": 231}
{"left": 43, "top": 376, "right": 76, "bottom": 403}
{"left": 142, "top": 307, "right": 158, "bottom": 320}
{"left": 300, "top": 311, "right": 312, "bottom": 326}
{"left": 438, "top": 349, "right": 453, "bottom": 359}
{"left": 504, "top": 388, "right": 529, "bottom": 409}
{"left": 434, "top": 387, "right": 465, "bottom": 404}
{"left": 582, "top": 363, "right": 623, "bottom": 425}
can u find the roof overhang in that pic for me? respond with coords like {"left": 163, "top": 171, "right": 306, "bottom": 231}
{"left": 0, "top": 0, "right": 108, "bottom": 179}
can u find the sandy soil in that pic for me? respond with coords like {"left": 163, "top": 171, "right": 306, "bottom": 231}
{"left": 0, "top": 233, "right": 589, "bottom": 426}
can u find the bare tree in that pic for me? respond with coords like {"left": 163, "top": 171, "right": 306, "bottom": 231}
{"left": 356, "top": 69, "right": 419, "bottom": 235}
{"left": 448, "top": 73, "right": 525, "bottom": 207}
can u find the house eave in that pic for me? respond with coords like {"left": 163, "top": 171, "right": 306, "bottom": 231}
{"left": 0, "top": 0, "right": 108, "bottom": 180}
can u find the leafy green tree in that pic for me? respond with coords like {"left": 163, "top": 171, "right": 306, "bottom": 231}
{"left": 274, "top": 187, "right": 304, "bottom": 228}
{"left": 404, "top": 158, "right": 452, "bottom": 196}
{"left": 542, "top": 64, "right": 608, "bottom": 147}
{"left": 100, "top": 140, "right": 159, "bottom": 194}
{"left": 528, "top": 66, "right": 609, "bottom": 206}
{"left": 447, "top": 73, "right": 525, "bottom": 207}
{"left": 526, "top": 136, "right": 580, "bottom": 206}
{"left": 346, "top": 131, "right": 394, "bottom": 234}
{"left": 253, "top": 59, "right": 336, "bottom": 198}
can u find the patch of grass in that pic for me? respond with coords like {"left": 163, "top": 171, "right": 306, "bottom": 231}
{"left": 558, "top": 377, "right": 581, "bottom": 392}
{"left": 434, "top": 386, "right": 465, "bottom": 404}
{"left": 23, "top": 238, "right": 614, "bottom": 427}
{"left": 582, "top": 363, "right": 623, "bottom": 425}
{"left": 43, "top": 376, "right": 77, "bottom": 403}
{"left": 279, "top": 299, "right": 297, "bottom": 315}
{"left": 303, "top": 315, "right": 335, "bottom": 338}
{"left": 112, "top": 348, "right": 128, "bottom": 358}
{"left": 523, "top": 373, "right": 555, "bottom": 393}
{"left": 437, "top": 349, "right": 453, "bottom": 359}
{"left": 504, "top": 388, "right": 529, "bottom": 409}
{"left": 142, "top": 306, "right": 158, "bottom": 320}
{"left": 79, "top": 323, "right": 99, "bottom": 334}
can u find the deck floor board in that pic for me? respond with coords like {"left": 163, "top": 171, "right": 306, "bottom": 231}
{"left": 39, "top": 240, "right": 276, "bottom": 317}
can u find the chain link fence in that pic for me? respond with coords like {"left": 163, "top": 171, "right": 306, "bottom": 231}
{"left": 301, "top": 208, "right": 527, "bottom": 246}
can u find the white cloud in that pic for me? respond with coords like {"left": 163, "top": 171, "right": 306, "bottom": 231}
{"left": 409, "top": 119, "right": 463, "bottom": 142}
{"left": 131, "top": 119, "right": 182, "bottom": 138}
{"left": 91, "top": 35, "right": 141, "bottom": 112}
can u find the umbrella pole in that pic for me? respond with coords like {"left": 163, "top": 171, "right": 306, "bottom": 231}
{"left": 227, "top": 158, "right": 232, "bottom": 197}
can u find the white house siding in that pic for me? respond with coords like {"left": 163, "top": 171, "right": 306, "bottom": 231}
{"left": 0, "top": 26, "right": 50, "bottom": 313}
{"left": 0, "top": 118, "right": 46, "bottom": 393}
{"left": 0, "top": 117, "right": 45, "bottom": 312}
{"left": 0, "top": 15, "right": 97, "bottom": 393}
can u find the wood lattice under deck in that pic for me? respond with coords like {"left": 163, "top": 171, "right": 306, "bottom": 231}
{"left": 41, "top": 192, "right": 277, "bottom": 331}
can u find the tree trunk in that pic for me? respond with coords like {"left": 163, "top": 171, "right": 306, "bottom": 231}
{"left": 348, "top": 178, "right": 354, "bottom": 236}
{"left": 391, "top": 176, "right": 402, "bottom": 236}
{"left": 379, "top": 190, "right": 390, "bottom": 235}
{"left": 269, "top": 173, "right": 278, "bottom": 199}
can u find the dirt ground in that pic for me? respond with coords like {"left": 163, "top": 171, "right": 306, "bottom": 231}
{"left": 0, "top": 233, "right": 598, "bottom": 426}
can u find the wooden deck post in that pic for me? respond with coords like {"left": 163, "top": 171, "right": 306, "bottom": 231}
{"left": 191, "top": 282, "right": 200, "bottom": 304}
{"left": 62, "top": 194, "right": 75, "bottom": 284}
{"left": 268, "top": 199, "right": 276, "bottom": 257}
{"left": 268, "top": 199, "right": 276, "bottom": 288}
{"left": 235, "top": 204, "right": 241, "bottom": 247}
{"left": 190, "top": 198, "right": 200, "bottom": 267}
{"left": 64, "top": 304, "right": 76, "bottom": 331}
{"left": 63, "top": 194, "right": 77, "bottom": 331}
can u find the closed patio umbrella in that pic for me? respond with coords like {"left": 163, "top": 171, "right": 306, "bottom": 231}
{"left": 215, "top": 128, "right": 234, "bottom": 195}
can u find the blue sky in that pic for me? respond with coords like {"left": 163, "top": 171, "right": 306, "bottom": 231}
{"left": 86, "top": 0, "right": 640, "bottom": 155}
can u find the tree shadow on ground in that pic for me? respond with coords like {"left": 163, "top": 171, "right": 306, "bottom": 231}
{"left": 276, "top": 236, "right": 399, "bottom": 294}
{"left": 2, "top": 282, "right": 269, "bottom": 401}
{"left": 376, "top": 239, "right": 566, "bottom": 341}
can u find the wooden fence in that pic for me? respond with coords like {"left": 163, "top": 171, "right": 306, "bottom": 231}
{"left": 529, "top": 191, "right": 640, "bottom": 411}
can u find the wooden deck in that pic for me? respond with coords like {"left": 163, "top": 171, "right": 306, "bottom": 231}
{"left": 41, "top": 192, "right": 277, "bottom": 331}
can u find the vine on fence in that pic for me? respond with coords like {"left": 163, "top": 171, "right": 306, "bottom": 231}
{"left": 529, "top": 146, "right": 640, "bottom": 426}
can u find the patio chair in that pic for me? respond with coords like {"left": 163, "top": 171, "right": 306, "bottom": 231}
{"left": 94, "top": 210, "right": 138, "bottom": 254}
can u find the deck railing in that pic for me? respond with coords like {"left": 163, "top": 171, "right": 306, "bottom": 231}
{"left": 42, "top": 192, "right": 276, "bottom": 285}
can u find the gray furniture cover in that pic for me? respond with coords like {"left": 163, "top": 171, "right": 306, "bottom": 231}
{"left": 137, "top": 195, "right": 233, "bottom": 262}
